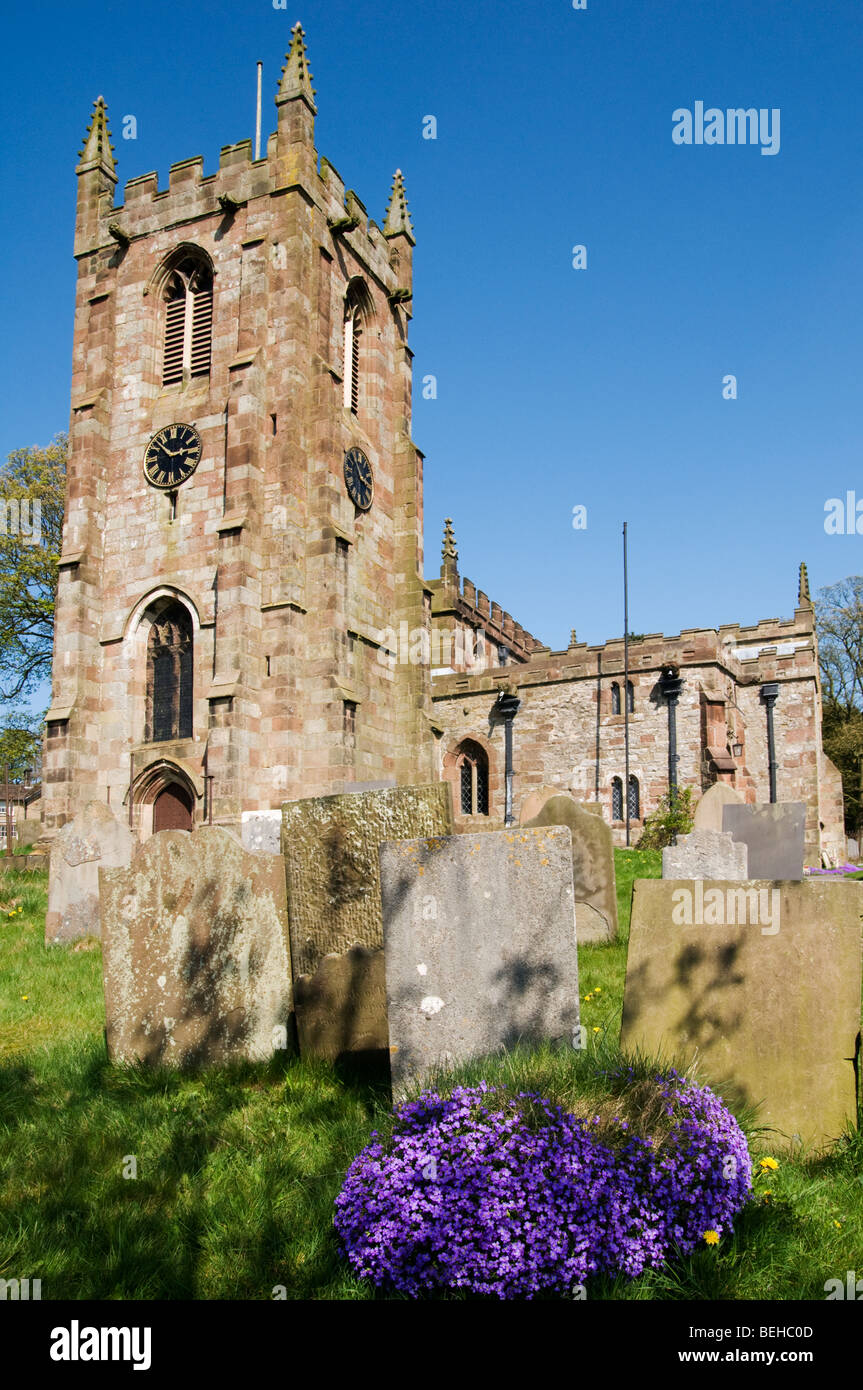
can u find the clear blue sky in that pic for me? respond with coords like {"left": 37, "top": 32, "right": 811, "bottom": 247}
{"left": 2, "top": 0, "right": 861, "bottom": 715}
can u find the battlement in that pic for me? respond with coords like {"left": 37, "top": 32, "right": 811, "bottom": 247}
{"left": 74, "top": 28, "right": 414, "bottom": 301}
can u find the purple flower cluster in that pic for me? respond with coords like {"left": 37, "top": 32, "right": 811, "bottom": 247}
{"left": 334, "top": 1074, "right": 751, "bottom": 1298}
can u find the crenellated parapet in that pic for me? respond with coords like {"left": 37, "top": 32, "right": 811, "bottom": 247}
{"left": 427, "top": 518, "right": 541, "bottom": 668}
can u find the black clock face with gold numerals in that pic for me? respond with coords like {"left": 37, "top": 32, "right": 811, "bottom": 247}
{"left": 344, "top": 446, "right": 374, "bottom": 510}
{"left": 143, "top": 423, "right": 202, "bottom": 490}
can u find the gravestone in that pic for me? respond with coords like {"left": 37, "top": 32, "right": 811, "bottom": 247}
{"left": 45, "top": 800, "right": 134, "bottom": 943}
{"left": 722, "top": 802, "right": 806, "bottom": 880}
{"left": 846, "top": 838, "right": 859, "bottom": 862}
{"left": 520, "top": 786, "right": 605, "bottom": 824}
{"left": 522, "top": 794, "right": 617, "bottom": 941}
{"left": 620, "top": 878, "right": 862, "bottom": 1148}
{"left": 14, "top": 820, "right": 42, "bottom": 851}
{"left": 293, "top": 945, "right": 388, "bottom": 1062}
{"left": 281, "top": 784, "right": 453, "bottom": 977}
{"left": 241, "top": 810, "right": 281, "bottom": 855}
{"left": 662, "top": 828, "right": 747, "bottom": 879}
{"left": 380, "top": 827, "right": 579, "bottom": 1093}
{"left": 693, "top": 783, "right": 744, "bottom": 832}
{"left": 100, "top": 827, "right": 292, "bottom": 1066}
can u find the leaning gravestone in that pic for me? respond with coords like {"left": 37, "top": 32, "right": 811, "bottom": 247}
{"left": 281, "top": 784, "right": 453, "bottom": 978}
{"left": 380, "top": 827, "right": 579, "bottom": 1094}
{"left": 100, "top": 828, "right": 292, "bottom": 1066}
{"left": 620, "top": 878, "right": 862, "bottom": 1149}
{"left": 523, "top": 794, "right": 617, "bottom": 941}
{"left": 693, "top": 783, "right": 744, "bottom": 832}
{"left": 662, "top": 828, "right": 747, "bottom": 879}
{"left": 45, "top": 800, "right": 134, "bottom": 943}
{"left": 722, "top": 802, "right": 806, "bottom": 881}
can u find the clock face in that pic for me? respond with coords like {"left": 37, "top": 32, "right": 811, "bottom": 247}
{"left": 344, "top": 447, "right": 374, "bottom": 511}
{"left": 143, "top": 423, "right": 202, "bottom": 490}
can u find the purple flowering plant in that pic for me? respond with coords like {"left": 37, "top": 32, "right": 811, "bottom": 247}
{"left": 334, "top": 1065, "right": 752, "bottom": 1298}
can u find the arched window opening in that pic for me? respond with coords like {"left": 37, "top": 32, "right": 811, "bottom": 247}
{"left": 611, "top": 682, "right": 621, "bottom": 715}
{"left": 343, "top": 302, "right": 361, "bottom": 413}
{"left": 627, "top": 775, "right": 640, "bottom": 820}
{"left": 342, "top": 279, "right": 374, "bottom": 415}
{"left": 162, "top": 256, "right": 213, "bottom": 387}
{"left": 456, "top": 740, "right": 489, "bottom": 816}
{"left": 611, "top": 776, "right": 623, "bottom": 822}
{"left": 626, "top": 680, "right": 635, "bottom": 713}
{"left": 145, "top": 602, "right": 194, "bottom": 742}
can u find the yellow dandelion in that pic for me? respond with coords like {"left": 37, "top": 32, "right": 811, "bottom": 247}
{"left": 592, "top": 1026, "right": 601, "bottom": 1034}
{"left": 759, "top": 1156, "right": 779, "bottom": 1171}
{"left": 833, "top": 1220, "right": 842, "bottom": 1229}
{"left": 703, "top": 1230, "right": 720, "bottom": 1246}
{"left": 594, "top": 987, "right": 602, "bottom": 994}
{"left": 20, "top": 994, "right": 28, "bottom": 1001}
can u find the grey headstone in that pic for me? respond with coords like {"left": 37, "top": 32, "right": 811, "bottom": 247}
{"left": 694, "top": 783, "right": 744, "bottom": 832}
{"left": 662, "top": 828, "right": 748, "bottom": 879}
{"left": 846, "top": 838, "right": 859, "bottom": 862}
{"left": 100, "top": 827, "right": 292, "bottom": 1067}
{"left": 45, "top": 800, "right": 134, "bottom": 943}
{"left": 380, "top": 827, "right": 580, "bottom": 1094}
{"left": 241, "top": 811, "right": 281, "bottom": 855}
{"left": 722, "top": 803, "right": 806, "bottom": 880}
{"left": 523, "top": 794, "right": 617, "bottom": 941}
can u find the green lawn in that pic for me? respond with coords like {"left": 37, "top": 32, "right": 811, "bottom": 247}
{"left": 0, "top": 854, "right": 860, "bottom": 1300}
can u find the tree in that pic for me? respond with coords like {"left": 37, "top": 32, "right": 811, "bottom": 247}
{"left": 0, "top": 718, "right": 42, "bottom": 782}
{"left": 815, "top": 577, "right": 863, "bottom": 836}
{"left": 0, "top": 434, "right": 66, "bottom": 706}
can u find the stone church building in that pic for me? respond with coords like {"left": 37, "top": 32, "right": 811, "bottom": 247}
{"left": 42, "top": 25, "right": 845, "bottom": 865}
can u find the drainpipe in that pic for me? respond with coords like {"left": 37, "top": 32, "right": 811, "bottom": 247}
{"left": 494, "top": 689, "right": 521, "bottom": 827}
{"left": 658, "top": 664, "right": 685, "bottom": 793}
{"left": 760, "top": 682, "right": 779, "bottom": 803}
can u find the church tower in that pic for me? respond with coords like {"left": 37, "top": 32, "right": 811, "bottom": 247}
{"left": 43, "top": 26, "right": 433, "bottom": 837}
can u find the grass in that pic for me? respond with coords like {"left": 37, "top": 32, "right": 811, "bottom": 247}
{"left": 0, "top": 854, "right": 861, "bottom": 1300}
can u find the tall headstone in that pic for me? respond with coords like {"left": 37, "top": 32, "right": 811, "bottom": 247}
{"left": 380, "top": 827, "right": 580, "bottom": 1093}
{"left": 693, "top": 783, "right": 744, "bottom": 832}
{"left": 621, "top": 878, "right": 862, "bottom": 1148}
{"left": 281, "top": 784, "right": 453, "bottom": 977}
{"left": 523, "top": 794, "right": 617, "bottom": 941}
{"left": 662, "top": 828, "right": 748, "bottom": 879}
{"left": 100, "top": 828, "right": 292, "bottom": 1066}
{"left": 722, "top": 802, "right": 806, "bottom": 880}
{"left": 45, "top": 800, "right": 134, "bottom": 943}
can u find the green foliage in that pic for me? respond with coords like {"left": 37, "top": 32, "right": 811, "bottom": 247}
{"left": 635, "top": 786, "right": 695, "bottom": 850}
{"left": 0, "top": 434, "right": 66, "bottom": 706}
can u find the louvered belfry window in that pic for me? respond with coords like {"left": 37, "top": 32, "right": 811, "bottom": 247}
{"left": 343, "top": 304, "right": 361, "bottom": 413}
{"left": 162, "top": 257, "right": 213, "bottom": 387}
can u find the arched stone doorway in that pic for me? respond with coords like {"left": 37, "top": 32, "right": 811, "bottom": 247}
{"left": 153, "top": 782, "right": 194, "bottom": 832}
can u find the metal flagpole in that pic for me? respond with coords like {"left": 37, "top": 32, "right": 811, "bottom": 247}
{"left": 255, "top": 62, "right": 263, "bottom": 161}
{"left": 623, "top": 523, "right": 630, "bottom": 847}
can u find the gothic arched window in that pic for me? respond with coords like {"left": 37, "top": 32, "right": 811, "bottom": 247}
{"left": 457, "top": 740, "right": 489, "bottom": 816}
{"left": 626, "top": 680, "right": 635, "bottom": 713}
{"left": 611, "top": 682, "right": 621, "bottom": 715}
{"left": 611, "top": 776, "right": 623, "bottom": 822}
{"left": 342, "top": 279, "right": 374, "bottom": 414}
{"left": 627, "top": 775, "right": 640, "bottom": 820}
{"left": 145, "top": 603, "right": 194, "bottom": 742}
{"left": 162, "top": 255, "right": 213, "bottom": 387}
